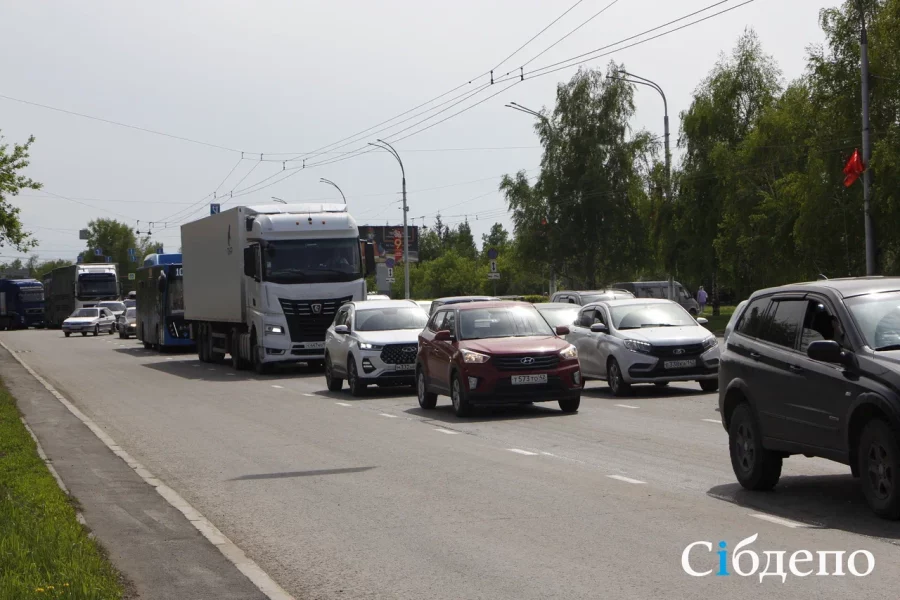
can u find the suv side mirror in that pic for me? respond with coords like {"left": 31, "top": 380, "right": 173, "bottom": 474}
{"left": 334, "top": 324, "right": 349, "bottom": 335}
{"left": 364, "top": 242, "right": 376, "bottom": 276}
{"left": 555, "top": 325, "right": 570, "bottom": 336}
{"left": 590, "top": 323, "right": 608, "bottom": 334}
{"left": 434, "top": 330, "right": 453, "bottom": 342}
{"left": 696, "top": 317, "right": 709, "bottom": 325}
{"left": 243, "top": 246, "right": 258, "bottom": 280}
{"left": 807, "top": 340, "right": 850, "bottom": 365}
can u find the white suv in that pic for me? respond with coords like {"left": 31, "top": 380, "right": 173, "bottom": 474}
{"left": 324, "top": 300, "right": 429, "bottom": 396}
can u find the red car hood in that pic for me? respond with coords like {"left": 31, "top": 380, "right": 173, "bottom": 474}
{"left": 461, "top": 336, "right": 568, "bottom": 355}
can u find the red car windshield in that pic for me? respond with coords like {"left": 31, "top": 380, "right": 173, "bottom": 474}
{"left": 459, "top": 306, "right": 554, "bottom": 340}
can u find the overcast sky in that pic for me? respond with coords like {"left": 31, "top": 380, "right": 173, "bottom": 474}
{"left": 1, "top": 0, "right": 837, "bottom": 262}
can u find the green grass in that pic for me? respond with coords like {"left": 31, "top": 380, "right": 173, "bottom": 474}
{"left": 698, "top": 305, "right": 736, "bottom": 336}
{"left": 0, "top": 380, "right": 123, "bottom": 600}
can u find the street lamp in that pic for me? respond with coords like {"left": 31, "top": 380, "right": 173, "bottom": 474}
{"left": 270, "top": 197, "right": 287, "bottom": 204}
{"left": 368, "top": 139, "right": 410, "bottom": 299}
{"left": 319, "top": 178, "right": 347, "bottom": 204}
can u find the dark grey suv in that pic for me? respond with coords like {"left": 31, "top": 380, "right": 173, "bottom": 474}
{"left": 719, "top": 277, "right": 900, "bottom": 519}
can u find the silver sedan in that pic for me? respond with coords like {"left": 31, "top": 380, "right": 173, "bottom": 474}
{"left": 566, "top": 298, "right": 720, "bottom": 396}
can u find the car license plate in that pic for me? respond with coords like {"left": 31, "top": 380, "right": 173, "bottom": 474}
{"left": 511, "top": 374, "right": 547, "bottom": 385}
{"left": 664, "top": 359, "right": 696, "bottom": 369}
{"left": 295, "top": 341, "right": 325, "bottom": 349}
{"left": 394, "top": 364, "right": 415, "bottom": 371}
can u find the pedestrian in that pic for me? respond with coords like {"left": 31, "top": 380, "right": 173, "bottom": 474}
{"left": 697, "top": 286, "right": 708, "bottom": 314}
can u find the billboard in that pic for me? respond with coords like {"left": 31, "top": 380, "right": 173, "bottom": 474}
{"left": 358, "top": 225, "right": 419, "bottom": 264}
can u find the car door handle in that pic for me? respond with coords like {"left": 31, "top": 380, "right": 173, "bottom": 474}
{"left": 788, "top": 365, "right": 804, "bottom": 374}
{"left": 749, "top": 351, "right": 761, "bottom": 360}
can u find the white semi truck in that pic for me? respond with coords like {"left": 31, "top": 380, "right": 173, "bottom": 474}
{"left": 181, "top": 203, "right": 375, "bottom": 373}
{"left": 45, "top": 263, "right": 120, "bottom": 328}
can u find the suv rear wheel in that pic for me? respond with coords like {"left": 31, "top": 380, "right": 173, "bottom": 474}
{"left": 729, "top": 403, "right": 782, "bottom": 490}
{"left": 859, "top": 419, "right": 900, "bottom": 519}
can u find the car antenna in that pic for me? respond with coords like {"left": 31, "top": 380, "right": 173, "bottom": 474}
{"left": 817, "top": 274, "right": 829, "bottom": 280}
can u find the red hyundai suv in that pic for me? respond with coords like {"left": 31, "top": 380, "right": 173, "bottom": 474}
{"left": 416, "top": 301, "right": 583, "bottom": 416}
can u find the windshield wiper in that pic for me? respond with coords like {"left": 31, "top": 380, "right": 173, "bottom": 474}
{"left": 875, "top": 344, "right": 900, "bottom": 351}
{"left": 640, "top": 323, "right": 676, "bottom": 328}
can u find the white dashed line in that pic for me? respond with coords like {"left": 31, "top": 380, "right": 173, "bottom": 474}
{"left": 380, "top": 413, "right": 398, "bottom": 418}
{"left": 608, "top": 475, "right": 646, "bottom": 484}
{"left": 749, "top": 513, "right": 809, "bottom": 529}
{"left": 335, "top": 402, "right": 352, "bottom": 407}
{"left": 615, "top": 404, "right": 639, "bottom": 409}
{"left": 508, "top": 449, "right": 538, "bottom": 456}
{"left": 271, "top": 385, "right": 284, "bottom": 389}
{"left": 166, "top": 358, "right": 174, "bottom": 360}
{"left": 702, "top": 418, "right": 720, "bottom": 424}
{"left": 207, "top": 368, "right": 215, "bottom": 371}
{"left": 192, "top": 365, "right": 199, "bottom": 368}
{"left": 434, "top": 428, "right": 459, "bottom": 435}
{"left": 227, "top": 373, "right": 236, "bottom": 376}
{"left": 540, "top": 452, "right": 556, "bottom": 457}
{"left": 302, "top": 393, "right": 315, "bottom": 397}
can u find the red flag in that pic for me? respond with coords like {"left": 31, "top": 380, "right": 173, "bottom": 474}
{"left": 843, "top": 149, "right": 865, "bottom": 187}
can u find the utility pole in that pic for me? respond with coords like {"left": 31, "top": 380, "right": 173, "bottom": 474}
{"left": 369, "top": 140, "right": 410, "bottom": 298}
{"left": 859, "top": 0, "right": 876, "bottom": 275}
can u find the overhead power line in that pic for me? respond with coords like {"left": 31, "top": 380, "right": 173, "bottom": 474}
{"left": 519, "top": 0, "right": 622, "bottom": 69}
{"left": 490, "top": 0, "right": 589, "bottom": 73}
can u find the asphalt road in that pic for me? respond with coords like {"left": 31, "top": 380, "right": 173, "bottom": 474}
{"left": 6, "top": 329, "right": 900, "bottom": 599}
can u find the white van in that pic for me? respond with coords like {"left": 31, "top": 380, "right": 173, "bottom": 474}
{"left": 612, "top": 281, "right": 701, "bottom": 315}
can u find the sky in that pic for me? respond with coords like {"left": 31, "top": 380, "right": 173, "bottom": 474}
{"left": 1, "top": 0, "right": 838, "bottom": 263}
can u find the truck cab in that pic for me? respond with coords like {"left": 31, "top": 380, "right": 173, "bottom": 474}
{"left": 0, "top": 279, "right": 45, "bottom": 329}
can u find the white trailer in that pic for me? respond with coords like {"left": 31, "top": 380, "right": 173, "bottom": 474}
{"left": 181, "top": 203, "right": 375, "bottom": 373}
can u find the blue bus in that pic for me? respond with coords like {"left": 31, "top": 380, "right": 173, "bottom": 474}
{"left": 135, "top": 254, "right": 193, "bottom": 350}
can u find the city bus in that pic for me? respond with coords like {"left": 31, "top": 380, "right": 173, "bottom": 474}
{"left": 135, "top": 254, "right": 193, "bottom": 350}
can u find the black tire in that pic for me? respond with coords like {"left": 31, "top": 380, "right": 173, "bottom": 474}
{"left": 729, "top": 403, "right": 782, "bottom": 491}
{"left": 347, "top": 359, "right": 366, "bottom": 397}
{"left": 416, "top": 368, "right": 437, "bottom": 409}
{"left": 119, "top": 330, "right": 126, "bottom": 339}
{"left": 199, "top": 324, "right": 211, "bottom": 362}
{"left": 231, "top": 333, "right": 246, "bottom": 370}
{"left": 558, "top": 396, "right": 581, "bottom": 413}
{"left": 689, "top": 308, "right": 698, "bottom": 316}
{"left": 93, "top": 325, "right": 99, "bottom": 336}
{"left": 858, "top": 419, "right": 900, "bottom": 519}
{"left": 655, "top": 382, "right": 669, "bottom": 388}
{"left": 81, "top": 332, "right": 88, "bottom": 337}
{"left": 64, "top": 332, "right": 71, "bottom": 337}
{"left": 700, "top": 379, "right": 719, "bottom": 393}
{"left": 109, "top": 326, "right": 115, "bottom": 335}
{"left": 451, "top": 372, "right": 472, "bottom": 417}
{"left": 325, "top": 354, "right": 343, "bottom": 392}
{"left": 607, "top": 358, "right": 631, "bottom": 397}
{"left": 143, "top": 340, "right": 152, "bottom": 349}
{"left": 252, "top": 336, "right": 269, "bottom": 375}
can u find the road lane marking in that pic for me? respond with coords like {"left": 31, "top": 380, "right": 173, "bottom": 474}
{"left": 227, "top": 373, "right": 235, "bottom": 376}
{"left": 271, "top": 385, "right": 284, "bottom": 389}
{"left": 508, "top": 449, "right": 538, "bottom": 456}
{"left": 335, "top": 402, "right": 352, "bottom": 407}
{"left": 540, "top": 452, "right": 556, "bottom": 457}
{"left": 749, "top": 513, "right": 809, "bottom": 528}
{"left": 615, "top": 404, "right": 639, "bottom": 409}
{"left": 434, "top": 428, "right": 459, "bottom": 434}
{"left": 702, "top": 418, "right": 720, "bottom": 423}
{"left": 380, "top": 413, "right": 398, "bottom": 418}
{"left": 608, "top": 475, "right": 646, "bottom": 484}
{"left": 0, "top": 340, "right": 296, "bottom": 600}
{"left": 303, "top": 393, "right": 315, "bottom": 397}
{"left": 166, "top": 357, "right": 174, "bottom": 360}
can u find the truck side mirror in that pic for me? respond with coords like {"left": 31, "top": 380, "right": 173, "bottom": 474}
{"left": 365, "top": 243, "right": 376, "bottom": 276}
{"left": 243, "top": 247, "right": 258, "bottom": 280}
{"left": 157, "top": 275, "right": 166, "bottom": 293}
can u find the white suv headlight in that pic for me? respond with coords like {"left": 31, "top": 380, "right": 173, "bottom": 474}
{"left": 623, "top": 339, "right": 652, "bottom": 354}
{"left": 559, "top": 345, "right": 578, "bottom": 360}
{"left": 460, "top": 349, "right": 490, "bottom": 363}
{"left": 359, "top": 341, "right": 384, "bottom": 351}
{"left": 265, "top": 324, "right": 284, "bottom": 335}
{"left": 701, "top": 335, "right": 718, "bottom": 351}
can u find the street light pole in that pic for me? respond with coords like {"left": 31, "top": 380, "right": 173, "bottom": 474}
{"left": 368, "top": 139, "right": 410, "bottom": 299}
{"left": 319, "top": 178, "right": 347, "bottom": 204}
{"left": 859, "top": 2, "right": 876, "bottom": 275}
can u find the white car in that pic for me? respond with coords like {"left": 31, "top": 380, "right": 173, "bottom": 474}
{"left": 97, "top": 301, "right": 126, "bottom": 330}
{"left": 534, "top": 303, "right": 581, "bottom": 339}
{"left": 62, "top": 307, "right": 117, "bottom": 337}
{"left": 723, "top": 300, "right": 747, "bottom": 342}
{"left": 117, "top": 307, "right": 137, "bottom": 339}
{"left": 367, "top": 293, "right": 391, "bottom": 301}
{"left": 566, "top": 298, "right": 720, "bottom": 395}
{"left": 324, "top": 300, "right": 429, "bottom": 396}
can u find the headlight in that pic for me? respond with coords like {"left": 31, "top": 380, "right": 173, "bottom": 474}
{"left": 701, "top": 335, "right": 718, "bottom": 350}
{"left": 359, "top": 341, "right": 384, "bottom": 351}
{"left": 265, "top": 324, "right": 284, "bottom": 335}
{"left": 460, "top": 349, "right": 490, "bottom": 363}
{"left": 623, "top": 339, "right": 652, "bottom": 354}
{"left": 559, "top": 345, "right": 578, "bottom": 360}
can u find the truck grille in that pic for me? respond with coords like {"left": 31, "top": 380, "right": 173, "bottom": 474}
{"left": 380, "top": 344, "right": 418, "bottom": 365}
{"left": 279, "top": 296, "right": 352, "bottom": 342}
{"left": 493, "top": 354, "right": 560, "bottom": 371}
{"left": 649, "top": 343, "right": 705, "bottom": 358}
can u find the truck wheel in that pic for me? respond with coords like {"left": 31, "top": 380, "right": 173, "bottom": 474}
{"left": 64, "top": 332, "right": 71, "bottom": 338}
{"left": 325, "top": 355, "right": 343, "bottom": 391}
{"left": 252, "top": 335, "right": 269, "bottom": 375}
{"left": 198, "top": 324, "right": 210, "bottom": 362}
{"left": 231, "top": 332, "right": 248, "bottom": 370}
{"left": 858, "top": 419, "right": 900, "bottom": 519}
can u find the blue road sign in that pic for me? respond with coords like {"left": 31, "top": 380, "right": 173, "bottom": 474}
{"left": 94, "top": 248, "right": 103, "bottom": 256}
{"left": 487, "top": 247, "right": 499, "bottom": 260}
{"left": 156, "top": 247, "right": 163, "bottom": 253}
{"left": 127, "top": 248, "right": 135, "bottom": 256}
{"left": 210, "top": 203, "right": 221, "bottom": 215}
{"left": 76, "top": 255, "right": 83, "bottom": 264}
{"left": 385, "top": 257, "right": 395, "bottom": 269}
{"left": 106, "top": 256, "right": 112, "bottom": 263}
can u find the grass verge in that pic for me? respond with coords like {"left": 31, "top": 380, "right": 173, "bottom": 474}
{"left": 0, "top": 378, "right": 123, "bottom": 600}
{"left": 699, "top": 305, "right": 736, "bottom": 336}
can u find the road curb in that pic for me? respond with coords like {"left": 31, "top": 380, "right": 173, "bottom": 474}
{"left": 0, "top": 339, "right": 295, "bottom": 600}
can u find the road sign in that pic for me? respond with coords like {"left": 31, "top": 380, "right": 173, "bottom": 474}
{"left": 487, "top": 247, "right": 499, "bottom": 260}
{"left": 489, "top": 260, "right": 498, "bottom": 273}
{"left": 131, "top": 255, "right": 137, "bottom": 262}
{"left": 106, "top": 256, "right": 112, "bottom": 263}
{"left": 386, "top": 277, "right": 396, "bottom": 283}
{"left": 210, "top": 203, "right": 221, "bottom": 215}
{"left": 79, "top": 229, "right": 89, "bottom": 240}
{"left": 156, "top": 246, "right": 163, "bottom": 253}
{"left": 488, "top": 272, "right": 501, "bottom": 280}
{"left": 94, "top": 248, "right": 103, "bottom": 256}
{"left": 127, "top": 248, "right": 135, "bottom": 256}
{"left": 76, "top": 255, "right": 83, "bottom": 264}
{"left": 385, "top": 257, "right": 395, "bottom": 269}
{"left": 128, "top": 273, "right": 136, "bottom": 281}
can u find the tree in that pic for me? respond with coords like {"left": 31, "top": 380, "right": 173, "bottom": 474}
{"left": 481, "top": 223, "right": 510, "bottom": 254}
{"left": 0, "top": 132, "right": 41, "bottom": 252}
{"left": 418, "top": 225, "right": 443, "bottom": 262}
{"left": 30, "top": 258, "right": 73, "bottom": 281}
{"left": 502, "top": 64, "right": 654, "bottom": 289}
{"left": 82, "top": 219, "right": 152, "bottom": 292}
{"left": 452, "top": 220, "right": 477, "bottom": 259}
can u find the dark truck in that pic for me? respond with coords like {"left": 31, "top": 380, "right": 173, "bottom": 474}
{"left": 0, "top": 278, "right": 45, "bottom": 329}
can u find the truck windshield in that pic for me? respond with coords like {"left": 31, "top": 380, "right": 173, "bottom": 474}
{"left": 263, "top": 239, "right": 362, "bottom": 284}
{"left": 19, "top": 288, "right": 44, "bottom": 303}
{"left": 77, "top": 274, "right": 117, "bottom": 298}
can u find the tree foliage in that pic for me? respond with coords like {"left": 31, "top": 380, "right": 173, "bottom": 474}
{"left": 0, "top": 132, "right": 41, "bottom": 252}
{"left": 81, "top": 219, "right": 154, "bottom": 291}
